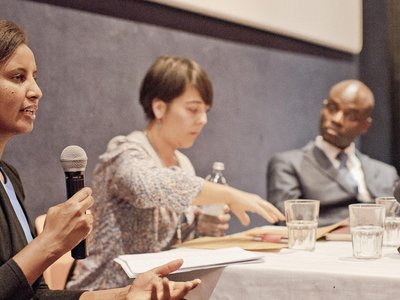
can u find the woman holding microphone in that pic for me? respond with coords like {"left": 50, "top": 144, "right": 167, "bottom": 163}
{"left": 0, "top": 19, "right": 199, "bottom": 299}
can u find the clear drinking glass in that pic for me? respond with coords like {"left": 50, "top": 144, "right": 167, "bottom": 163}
{"left": 375, "top": 196, "right": 400, "bottom": 247}
{"left": 284, "top": 199, "right": 320, "bottom": 251}
{"left": 349, "top": 203, "right": 385, "bottom": 259}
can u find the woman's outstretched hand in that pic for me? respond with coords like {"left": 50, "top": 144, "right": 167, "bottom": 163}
{"left": 195, "top": 181, "right": 285, "bottom": 227}
{"left": 228, "top": 189, "right": 285, "bottom": 226}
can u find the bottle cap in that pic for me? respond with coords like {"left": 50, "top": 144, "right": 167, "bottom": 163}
{"left": 212, "top": 162, "right": 224, "bottom": 171}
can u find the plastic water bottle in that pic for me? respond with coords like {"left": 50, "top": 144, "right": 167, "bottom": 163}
{"left": 202, "top": 162, "right": 227, "bottom": 216}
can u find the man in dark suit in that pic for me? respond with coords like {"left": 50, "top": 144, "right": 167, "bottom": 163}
{"left": 267, "top": 79, "right": 399, "bottom": 226}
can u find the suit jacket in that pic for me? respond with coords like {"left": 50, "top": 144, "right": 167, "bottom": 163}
{"left": 267, "top": 142, "right": 399, "bottom": 226}
{"left": 0, "top": 161, "right": 83, "bottom": 299}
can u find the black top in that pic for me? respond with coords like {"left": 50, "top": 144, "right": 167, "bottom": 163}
{"left": 0, "top": 161, "right": 84, "bottom": 299}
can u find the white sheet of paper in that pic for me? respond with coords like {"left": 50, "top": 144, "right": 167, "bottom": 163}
{"left": 114, "top": 247, "right": 264, "bottom": 278}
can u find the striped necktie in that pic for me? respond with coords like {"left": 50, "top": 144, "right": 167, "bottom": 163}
{"left": 336, "top": 151, "right": 359, "bottom": 195}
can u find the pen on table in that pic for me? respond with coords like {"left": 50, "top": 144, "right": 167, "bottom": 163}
{"left": 252, "top": 234, "right": 288, "bottom": 243}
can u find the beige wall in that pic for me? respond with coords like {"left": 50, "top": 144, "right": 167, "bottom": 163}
{"left": 150, "top": 0, "right": 363, "bottom": 53}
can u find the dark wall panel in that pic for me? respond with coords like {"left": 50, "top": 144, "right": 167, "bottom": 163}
{"left": 360, "top": 0, "right": 392, "bottom": 165}
{"left": 2, "top": 0, "right": 358, "bottom": 232}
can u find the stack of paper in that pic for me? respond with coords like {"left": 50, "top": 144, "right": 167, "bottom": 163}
{"left": 114, "top": 247, "right": 264, "bottom": 278}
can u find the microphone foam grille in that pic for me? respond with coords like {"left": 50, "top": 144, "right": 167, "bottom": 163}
{"left": 60, "top": 145, "right": 88, "bottom": 172}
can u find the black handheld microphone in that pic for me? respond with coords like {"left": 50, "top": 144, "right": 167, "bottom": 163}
{"left": 60, "top": 145, "right": 88, "bottom": 259}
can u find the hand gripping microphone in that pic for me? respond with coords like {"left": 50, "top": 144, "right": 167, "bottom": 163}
{"left": 60, "top": 145, "right": 88, "bottom": 259}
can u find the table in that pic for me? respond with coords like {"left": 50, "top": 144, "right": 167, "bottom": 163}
{"left": 170, "top": 240, "right": 400, "bottom": 300}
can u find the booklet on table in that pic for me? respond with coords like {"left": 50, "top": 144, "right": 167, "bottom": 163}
{"left": 114, "top": 247, "right": 264, "bottom": 278}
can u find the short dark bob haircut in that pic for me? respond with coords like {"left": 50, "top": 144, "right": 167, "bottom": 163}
{"left": 139, "top": 55, "right": 213, "bottom": 120}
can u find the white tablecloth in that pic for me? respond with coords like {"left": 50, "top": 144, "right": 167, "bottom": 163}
{"left": 170, "top": 240, "right": 400, "bottom": 300}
